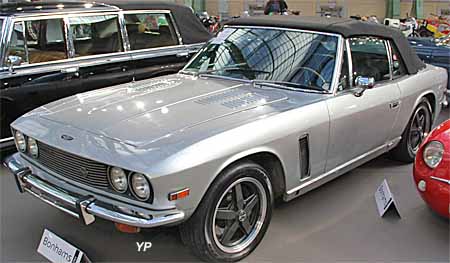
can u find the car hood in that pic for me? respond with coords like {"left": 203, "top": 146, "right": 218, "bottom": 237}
{"left": 35, "top": 75, "right": 290, "bottom": 148}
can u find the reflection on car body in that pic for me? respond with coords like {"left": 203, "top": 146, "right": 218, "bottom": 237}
{"left": 5, "top": 16, "right": 448, "bottom": 262}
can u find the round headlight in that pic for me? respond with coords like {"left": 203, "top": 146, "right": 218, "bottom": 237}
{"left": 130, "top": 173, "right": 151, "bottom": 201}
{"left": 15, "top": 131, "right": 26, "bottom": 152}
{"left": 27, "top": 137, "right": 39, "bottom": 158}
{"left": 108, "top": 167, "right": 128, "bottom": 193}
{"left": 423, "top": 141, "right": 444, "bottom": 169}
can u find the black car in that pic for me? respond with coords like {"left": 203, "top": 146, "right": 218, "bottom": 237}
{"left": 0, "top": 1, "right": 211, "bottom": 150}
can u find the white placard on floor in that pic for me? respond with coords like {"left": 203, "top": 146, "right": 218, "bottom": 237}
{"left": 374, "top": 179, "right": 401, "bottom": 218}
{"left": 37, "top": 229, "right": 84, "bottom": 263}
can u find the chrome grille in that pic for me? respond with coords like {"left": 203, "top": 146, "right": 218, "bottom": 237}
{"left": 36, "top": 142, "right": 109, "bottom": 189}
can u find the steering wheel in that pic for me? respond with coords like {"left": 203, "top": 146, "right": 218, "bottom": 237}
{"left": 294, "top": 66, "right": 328, "bottom": 84}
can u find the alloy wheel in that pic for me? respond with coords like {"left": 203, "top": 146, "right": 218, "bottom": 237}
{"left": 212, "top": 177, "right": 267, "bottom": 254}
{"left": 408, "top": 105, "right": 431, "bottom": 153}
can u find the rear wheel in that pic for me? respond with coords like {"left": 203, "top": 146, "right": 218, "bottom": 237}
{"left": 390, "top": 98, "right": 432, "bottom": 163}
{"left": 180, "top": 161, "right": 273, "bottom": 262}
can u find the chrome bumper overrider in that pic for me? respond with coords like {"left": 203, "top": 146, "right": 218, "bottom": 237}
{"left": 4, "top": 155, "right": 185, "bottom": 228}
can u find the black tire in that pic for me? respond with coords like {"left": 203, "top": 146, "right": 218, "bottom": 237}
{"left": 179, "top": 161, "right": 273, "bottom": 262}
{"left": 390, "top": 98, "right": 433, "bottom": 163}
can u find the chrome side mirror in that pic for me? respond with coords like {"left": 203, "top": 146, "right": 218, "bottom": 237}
{"left": 354, "top": 76, "right": 375, "bottom": 97}
{"left": 6, "top": 55, "right": 22, "bottom": 73}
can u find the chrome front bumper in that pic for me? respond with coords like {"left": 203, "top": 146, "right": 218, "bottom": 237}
{"left": 4, "top": 155, "right": 185, "bottom": 228}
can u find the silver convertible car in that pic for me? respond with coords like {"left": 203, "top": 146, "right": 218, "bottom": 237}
{"left": 4, "top": 16, "right": 448, "bottom": 261}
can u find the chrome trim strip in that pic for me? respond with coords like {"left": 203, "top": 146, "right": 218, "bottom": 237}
{"left": 345, "top": 39, "right": 353, "bottom": 90}
{"left": 386, "top": 39, "right": 394, "bottom": 81}
{"left": 1, "top": 43, "right": 204, "bottom": 72}
{"left": 4, "top": 155, "right": 185, "bottom": 228}
{"left": 0, "top": 17, "right": 10, "bottom": 65}
{"left": 9, "top": 9, "right": 120, "bottom": 19}
{"left": 117, "top": 12, "right": 130, "bottom": 52}
{"left": 431, "top": 176, "right": 450, "bottom": 185}
{"left": 0, "top": 137, "right": 14, "bottom": 143}
{"left": 224, "top": 25, "right": 342, "bottom": 38}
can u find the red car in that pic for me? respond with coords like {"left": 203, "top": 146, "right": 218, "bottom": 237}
{"left": 413, "top": 119, "right": 450, "bottom": 218}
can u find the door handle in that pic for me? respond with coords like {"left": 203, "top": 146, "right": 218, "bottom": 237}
{"left": 390, "top": 101, "right": 400, "bottom": 109}
{"left": 61, "top": 67, "right": 79, "bottom": 74}
{"left": 61, "top": 67, "right": 79, "bottom": 77}
{"left": 176, "top": 52, "right": 189, "bottom": 58}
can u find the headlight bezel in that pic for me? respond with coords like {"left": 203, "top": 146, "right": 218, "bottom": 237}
{"left": 14, "top": 131, "right": 27, "bottom": 153}
{"left": 423, "top": 140, "right": 444, "bottom": 169}
{"left": 27, "top": 137, "right": 39, "bottom": 158}
{"left": 129, "top": 173, "right": 152, "bottom": 201}
{"left": 108, "top": 166, "right": 128, "bottom": 193}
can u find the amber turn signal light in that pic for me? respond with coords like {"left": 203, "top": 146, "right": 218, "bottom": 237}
{"left": 168, "top": 188, "right": 190, "bottom": 201}
{"left": 114, "top": 223, "right": 140, "bottom": 234}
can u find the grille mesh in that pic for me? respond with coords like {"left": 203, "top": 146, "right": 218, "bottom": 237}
{"left": 36, "top": 142, "right": 110, "bottom": 189}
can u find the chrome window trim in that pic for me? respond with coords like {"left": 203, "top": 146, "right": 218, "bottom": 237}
{"left": 346, "top": 38, "right": 354, "bottom": 89}
{"left": 224, "top": 25, "right": 343, "bottom": 38}
{"left": 333, "top": 38, "right": 354, "bottom": 95}
{"left": 121, "top": 10, "right": 183, "bottom": 49}
{"left": 8, "top": 16, "right": 71, "bottom": 65}
{"left": 0, "top": 17, "right": 12, "bottom": 66}
{"left": 385, "top": 39, "right": 394, "bottom": 80}
{"left": 344, "top": 36, "right": 393, "bottom": 89}
{"left": 63, "top": 16, "right": 74, "bottom": 58}
{"left": 117, "top": 12, "right": 131, "bottom": 52}
{"left": 386, "top": 40, "right": 408, "bottom": 80}
{"left": 9, "top": 8, "right": 120, "bottom": 19}
{"left": 66, "top": 12, "right": 125, "bottom": 57}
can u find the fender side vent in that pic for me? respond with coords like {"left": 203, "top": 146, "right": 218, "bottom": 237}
{"left": 299, "top": 136, "right": 310, "bottom": 180}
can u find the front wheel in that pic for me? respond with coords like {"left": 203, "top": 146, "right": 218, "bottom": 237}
{"left": 390, "top": 98, "right": 433, "bottom": 163}
{"left": 180, "top": 161, "right": 273, "bottom": 262}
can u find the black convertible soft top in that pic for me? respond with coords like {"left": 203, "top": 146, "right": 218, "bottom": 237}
{"left": 226, "top": 16, "right": 425, "bottom": 74}
{"left": 102, "top": 0, "right": 212, "bottom": 45}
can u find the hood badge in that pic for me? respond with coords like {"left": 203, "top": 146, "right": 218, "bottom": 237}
{"left": 61, "top": 134, "right": 74, "bottom": 141}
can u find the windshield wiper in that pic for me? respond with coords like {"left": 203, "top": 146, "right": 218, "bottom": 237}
{"left": 252, "top": 80, "right": 329, "bottom": 94}
{"left": 195, "top": 65, "right": 271, "bottom": 77}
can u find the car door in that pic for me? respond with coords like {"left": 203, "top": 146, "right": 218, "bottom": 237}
{"left": 123, "top": 11, "right": 195, "bottom": 80}
{"left": 67, "top": 14, "right": 133, "bottom": 92}
{"left": 0, "top": 18, "right": 80, "bottom": 140}
{"left": 325, "top": 37, "right": 401, "bottom": 171}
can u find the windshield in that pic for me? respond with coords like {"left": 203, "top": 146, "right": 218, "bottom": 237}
{"left": 183, "top": 27, "right": 339, "bottom": 91}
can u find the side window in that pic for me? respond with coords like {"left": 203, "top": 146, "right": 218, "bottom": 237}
{"left": 390, "top": 41, "right": 406, "bottom": 78}
{"left": 349, "top": 37, "right": 391, "bottom": 84}
{"left": 69, "top": 15, "right": 123, "bottom": 57}
{"left": 6, "top": 22, "right": 28, "bottom": 65}
{"left": 24, "top": 19, "right": 67, "bottom": 64}
{"left": 124, "top": 13, "right": 179, "bottom": 50}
